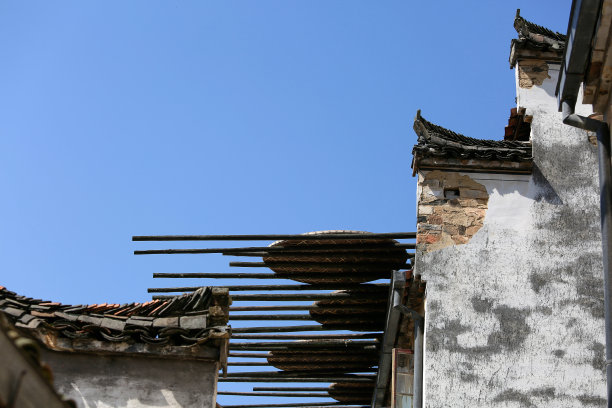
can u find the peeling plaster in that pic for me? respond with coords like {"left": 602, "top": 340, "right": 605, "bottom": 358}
{"left": 417, "top": 171, "right": 488, "bottom": 252}
{"left": 518, "top": 59, "right": 551, "bottom": 88}
{"left": 416, "top": 67, "right": 605, "bottom": 407}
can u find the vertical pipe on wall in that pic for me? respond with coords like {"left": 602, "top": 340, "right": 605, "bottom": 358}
{"left": 413, "top": 315, "right": 424, "bottom": 408}
{"left": 562, "top": 100, "right": 612, "bottom": 406}
{"left": 596, "top": 119, "right": 612, "bottom": 408}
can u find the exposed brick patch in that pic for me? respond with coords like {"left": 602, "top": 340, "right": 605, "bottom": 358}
{"left": 417, "top": 170, "right": 488, "bottom": 252}
{"left": 518, "top": 59, "right": 551, "bottom": 88}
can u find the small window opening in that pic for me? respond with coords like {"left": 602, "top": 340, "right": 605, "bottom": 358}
{"left": 444, "top": 188, "right": 460, "bottom": 199}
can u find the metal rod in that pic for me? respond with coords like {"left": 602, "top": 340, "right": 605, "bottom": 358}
{"left": 132, "top": 232, "right": 417, "bottom": 241}
{"left": 229, "top": 315, "right": 312, "bottom": 321}
{"left": 252, "top": 388, "right": 329, "bottom": 392}
{"left": 231, "top": 333, "right": 381, "bottom": 340}
{"left": 217, "top": 391, "right": 333, "bottom": 397}
{"left": 148, "top": 283, "right": 389, "bottom": 293}
{"left": 229, "top": 262, "right": 412, "bottom": 268}
{"left": 218, "top": 377, "right": 374, "bottom": 383}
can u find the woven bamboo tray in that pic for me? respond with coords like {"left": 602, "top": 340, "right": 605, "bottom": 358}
{"left": 264, "top": 230, "right": 408, "bottom": 284}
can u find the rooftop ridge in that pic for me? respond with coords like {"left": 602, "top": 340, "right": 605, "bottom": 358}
{"left": 412, "top": 110, "right": 533, "bottom": 174}
{"left": 414, "top": 110, "right": 529, "bottom": 148}
{"left": 514, "top": 9, "right": 567, "bottom": 43}
{"left": 0, "top": 286, "right": 229, "bottom": 348}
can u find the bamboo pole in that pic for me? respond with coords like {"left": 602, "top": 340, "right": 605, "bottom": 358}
{"left": 153, "top": 272, "right": 391, "bottom": 280}
{"left": 148, "top": 283, "right": 389, "bottom": 293}
{"left": 132, "top": 232, "right": 416, "bottom": 241}
{"left": 252, "top": 387, "right": 329, "bottom": 392}
{"left": 218, "top": 377, "right": 373, "bottom": 383}
{"left": 229, "top": 315, "right": 312, "bottom": 321}
{"left": 231, "top": 333, "right": 381, "bottom": 340}
{"left": 229, "top": 262, "right": 412, "bottom": 268}
{"left": 217, "top": 391, "right": 333, "bottom": 397}
{"left": 219, "top": 403, "right": 367, "bottom": 408}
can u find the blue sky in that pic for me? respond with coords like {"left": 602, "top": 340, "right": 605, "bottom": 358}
{"left": 1, "top": 1, "right": 571, "bottom": 404}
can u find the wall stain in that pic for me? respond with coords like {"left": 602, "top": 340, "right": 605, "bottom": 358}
{"left": 487, "top": 306, "right": 531, "bottom": 351}
{"left": 589, "top": 342, "right": 605, "bottom": 371}
{"left": 552, "top": 349, "right": 566, "bottom": 358}
{"left": 493, "top": 389, "right": 535, "bottom": 407}
{"left": 471, "top": 296, "right": 494, "bottom": 314}
{"left": 577, "top": 395, "right": 607, "bottom": 406}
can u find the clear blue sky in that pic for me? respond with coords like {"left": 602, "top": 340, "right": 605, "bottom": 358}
{"left": 1, "top": 1, "right": 570, "bottom": 404}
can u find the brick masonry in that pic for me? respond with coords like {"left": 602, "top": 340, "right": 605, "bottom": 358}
{"left": 417, "top": 170, "right": 488, "bottom": 252}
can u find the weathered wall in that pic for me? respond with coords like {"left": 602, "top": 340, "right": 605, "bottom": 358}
{"left": 42, "top": 350, "right": 218, "bottom": 408}
{"left": 416, "top": 63, "right": 606, "bottom": 407}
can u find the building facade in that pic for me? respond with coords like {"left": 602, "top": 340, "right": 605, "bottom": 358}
{"left": 410, "top": 12, "right": 607, "bottom": 407}
{"left": 0, "top": 286, "right": 230, "bottom": 408}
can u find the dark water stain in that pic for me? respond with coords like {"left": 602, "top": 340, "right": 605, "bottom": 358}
{"left": 471, "top": 296, "right": 493, "bottom": 313}
{"left": 493, "top": 389, "right": 535, "bottom": 407}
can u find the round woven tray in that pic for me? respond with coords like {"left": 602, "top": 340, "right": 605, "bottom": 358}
{"left": 328, "top": 382, "right": 375, "bottom": 403}
{"left": 308, "top": 287, "right": 388, "bottom": 330}
{"left": 264, "top": 230, "right": 408, "bottom": 284}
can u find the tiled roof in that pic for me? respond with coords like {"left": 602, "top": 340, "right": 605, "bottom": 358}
{"left": 514, "top": 10, "right": 567, "bottom": 43}
{"left": 412, "top": 110, "right": 532, "bottom": 163}
{"left": 510, "top": 9, "right": 566, "bottom": 66}
{"left": 0, "top": 286, "right": 229, "bottom": 347}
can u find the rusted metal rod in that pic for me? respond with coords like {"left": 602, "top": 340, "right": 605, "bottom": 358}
{"left": 132, "top": 232, "right": 417, "bottom": 241}
{"left": 148, "top": 283, "right": 389, "bottom": 293}
{"left": 231, "top": 333, "right": 381, "bottom": 340}
{"left": 217, "top": 391, "right": 333, "bottom": 397}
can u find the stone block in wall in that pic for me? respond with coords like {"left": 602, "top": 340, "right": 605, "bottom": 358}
{"left": 416, "top": 170, "right": 489, "bottom": 252}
